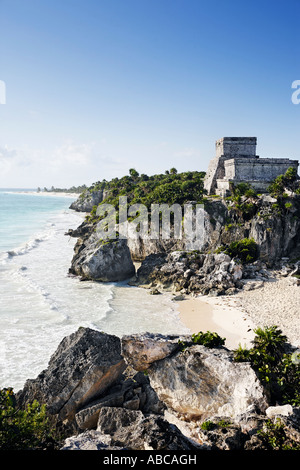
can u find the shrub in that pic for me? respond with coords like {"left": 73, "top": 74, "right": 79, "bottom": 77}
{"left": 257, "top": 418, "right": 300, "bottom": 450}
{"left": 201, "top": 420, "right": 214, "bottom": 431}
{"left": 268, "top": 167, "right": 298, "bottom": 196}
{"left": 178, "top": 330, "right": 225, "bottom": 351}
{"left": 217, "top": 238, "right": 258, "bottom": 264}
{"left": 0, "top": 388, "right": 55, "bottom": 450}
{"left": 233, "top": 326, "right": 300, "bottom": 406}
{"left": 232, "top": 182, "right": 257, "bottom": 198}
{"left": 191, "top": 331, "right": 225, "bottom": 348}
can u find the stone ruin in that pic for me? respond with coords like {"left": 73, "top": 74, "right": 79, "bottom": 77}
{"left": 204, "top": 137, "right": 299, "bottom": 196}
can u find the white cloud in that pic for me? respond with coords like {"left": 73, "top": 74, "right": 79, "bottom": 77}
{"left": 49, "top": 141, "right": 95, "bottom": 169}
{"left": 0, "top": 140, "right": 129, "bottom": 188}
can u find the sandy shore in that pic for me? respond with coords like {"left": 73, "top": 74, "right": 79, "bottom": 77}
{"left": 7, "top": 190, "right": 79, "bottom": 199}
{"left": 178, "top": 295, "right": 256, "bottom": 350}
{"left": 178, "top": 275, "right": 300, "bottom": 350}
{"left": 236, "top": 276, "right": 300, "bottom": 349}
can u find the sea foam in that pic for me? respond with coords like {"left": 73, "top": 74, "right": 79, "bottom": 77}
{"left": 0, "top": 192, "right": 187, "bottom": 391}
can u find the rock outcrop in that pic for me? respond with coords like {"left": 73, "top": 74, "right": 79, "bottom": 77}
{"left": 17, "top": 328, "right": 126, "bottom": 428}
{"left": 15, "top": 327, "right": 300, "bottom": 450}
{"left": 70, "top": 190, "right": 107, "bottom": 212}
{"left": 121, "top": 333, "right": 268, "bottom": 422}
{"left": 67, "top": 194, "right": 300, "bottom": 288}
{"left": 62, "top": 407, "right": 201, "bottom": 450}
{"left": 131, "top": 250, "right": 270, "bottom": 296}
{"left": 69, "top": 236, "right": 135, "bottom": 282}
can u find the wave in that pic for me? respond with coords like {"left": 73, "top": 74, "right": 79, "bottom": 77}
{"left": 1, "top": 209, "right": 83, "bottom": 263}
{"left": 6, "top": 234, "right": 51, "bottom": 258}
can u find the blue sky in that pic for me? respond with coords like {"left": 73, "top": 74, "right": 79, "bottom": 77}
{"left": 0, "top": 0, "right": 299, "bottom": 188}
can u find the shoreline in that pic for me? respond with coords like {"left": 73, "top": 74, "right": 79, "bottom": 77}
{"left": 177, "top": 275, "right": 300, "bottom": 350}
{"left": 177, "top": 294, "right": 256, "bottom": 350}
{"left": 0, "top": 190, "right": 79, "bottom": 198}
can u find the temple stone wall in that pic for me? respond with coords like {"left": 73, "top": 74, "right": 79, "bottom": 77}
{"left": 224, "top": 158, "right": 298, "bottom": 182}
{"left": 204, "top": 137, "right": 299, "bottom": 195}
{"left": 215, "top": 137, "right": 257, "bottom": 158}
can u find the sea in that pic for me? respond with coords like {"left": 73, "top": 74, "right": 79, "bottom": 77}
{"left": 0, "top": 190, "right": 189, "bottom": 392}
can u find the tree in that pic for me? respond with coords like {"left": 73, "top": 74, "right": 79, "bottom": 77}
{"left": 0, "top": 388, "right": 54, "bottom": 450}
{"left": 129, "top": 168, "right": 139, "bottom": 180}
{"left": 268, "top": 167, "right": 298, "bottom": 196}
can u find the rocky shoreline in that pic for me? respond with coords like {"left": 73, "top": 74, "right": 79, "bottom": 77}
{"left": 65, "top": 190, "right": 300, "bottom": 353}
{"left": 2, "top": 188, "right": 299, "bottom": 452}
{"left": 15, "top": 327, "right": 300, "bottom": 451}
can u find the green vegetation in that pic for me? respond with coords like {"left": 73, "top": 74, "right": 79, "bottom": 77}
{"left": 234, "top": 326, "right": 300, "bottom": 406}
{"left": 40, "top": 184, "right": 88, "bottom": 194}
{"left": 191, "top": 331, "right": 225, "bottom": 348}
{"left": 178, "top": 330, "right": 225, "bottom": 351}
{"left": 216, "top": 238, "right": 258, "bottom": 264}
{"left": 200, "top": 420, "right": 214, "bottom": 431}
{"left": 227, "top": 182, "right": 258, "bottom": 220}
{"left": 268, "top": 167, "right": 299, "bottom": 197}
{"left": 231, "top": 182, "right": 258, "bottom": 199}
{"left": 84, "top": 168, "right": 207, "bottom": 224}
{"left": 200, "top": 418, "right": 232, "bottom": 431}
{"left": 0, "top": 388, "right": 57, "bottom": 450}
{"left": 257, "top": 418, "right": 300, "bottom": 450}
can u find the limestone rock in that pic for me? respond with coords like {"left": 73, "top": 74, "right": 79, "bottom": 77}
{"left": 75, "top": 370, "right": 164, "bottom": 430}
{"left": 133, "top": 251, "right": 241, "bottom": 295}
{"left": 70, "top": 190, "right": 106, "bottom": 212}
{"left": 17, "top": 328, "right": 126, "bottom": 424}
{"left": 196, "top": 417, "right": 247, "bottom": 450}
{"left": 121, "top": 333, "right": 188, "bottom": 371}
{"left": 266, "top": 404, "right": 294, "bottom": 419}
{"left": 147, "top": 345, "right": 268, "bottom": 422}
{"left": 96, "top": 407, "right": 202, "bottom": 450}
{"left": 69, "top": 237, "right": 135, "bottom": 282}
{"left": 60, "top": 430, "right": 124, "bottom": 450}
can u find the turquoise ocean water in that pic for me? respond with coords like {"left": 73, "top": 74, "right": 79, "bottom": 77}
{"left": 0, "top": 190, "right": 188, "bottom": 391}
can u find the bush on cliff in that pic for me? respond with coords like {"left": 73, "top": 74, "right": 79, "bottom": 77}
{"left": 234, "top": 326, "right": 300, "bottom": 406}
{"left": 0, "top": 388, "right": 56, "bottom": 450}
{"left": 268, "top": 167, "right": 298, "bottom": 196}
{"left": 216, "top": 238, "right": 258, "bottom": 264}
{"left": 178, "top": 330, "right": 225, "bottom": 351}
{"left": 86, "top": 169, "right": 207, "bottom": 224}
{"left": 191, "top": 331, "right": 225, "bottom": 348}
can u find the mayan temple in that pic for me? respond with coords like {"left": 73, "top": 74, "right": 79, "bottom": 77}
{"left": 204, "top": 137, "right": 299, "bottom": 196}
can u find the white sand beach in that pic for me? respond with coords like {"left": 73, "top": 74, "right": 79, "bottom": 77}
{"left": 178, "top": 275, "right": 300, "bottom": 350}
{"left": 178, "top": 295, "right": 256, "bottom": 350}
{"left": 236, "top": 276, "right": 300, "bottom": 349}
{"left": 7, "top": 190, "right": 79, "bottom": 198}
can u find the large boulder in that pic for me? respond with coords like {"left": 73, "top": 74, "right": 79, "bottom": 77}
{"left": 121, "top": 336, "right": 268, "bottom": 422}
{"left": 70, "top": 190, "right": 106, "bottom": 212}
{"left": 62, "top": 407, "right": 203, "bottom": 450}
{"left": 133, "top": 250, "right": 242, "bottom": 295}
{"left": 75, "top": 370, "right": 164, "bottom": 430}
{"left": 121, "top": 333, "right": 188, "bottom": 371}
{"left": 17, "top": 328, "right": 126, "bottom": 424}
{"left": 95, "top": 407, "right": 202, "bottom": 450}
{"left": 69, "top": 237, "right": 135, "bottom": 282}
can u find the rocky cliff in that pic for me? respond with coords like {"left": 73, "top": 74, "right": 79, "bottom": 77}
{"left": 66, "top": 190, "right": 300, "bottom": 293}
{"left": 16, "top": 327, "right": 300, "bottom": 450}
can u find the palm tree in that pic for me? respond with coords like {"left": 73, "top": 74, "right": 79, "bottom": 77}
{"left": 253, "top": 326, "right": 287, "bottom": 359}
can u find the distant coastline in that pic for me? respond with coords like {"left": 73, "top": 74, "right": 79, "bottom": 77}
{"left": 0, "top": 189, "right": 79, "bottom": 198}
